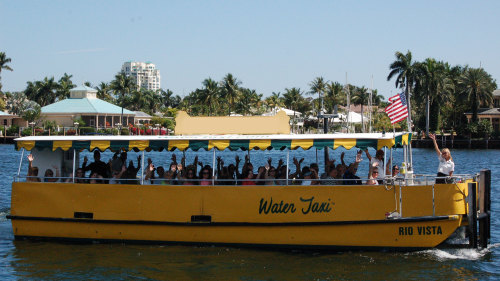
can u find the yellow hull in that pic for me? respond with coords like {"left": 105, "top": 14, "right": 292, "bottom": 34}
{"left": 9, "top": 181, "right": 470, "bottom": 249}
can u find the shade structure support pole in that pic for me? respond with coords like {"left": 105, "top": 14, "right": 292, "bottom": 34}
{"left": 212, "top": 148, "right": 216, "bottom": 186}
{"left": 141, "top": 150, "right": 145, "bottom": 185}
{"left": 72, "top": 149, "right": 76, "bottom": 183}
{"left": 17, "top": 148, "right": 25, "bottom": 179}
{"left": 286, "top": 149, "right": 290, "bottom": 186}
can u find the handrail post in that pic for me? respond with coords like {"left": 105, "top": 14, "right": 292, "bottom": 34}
{"left": 17, "top": 148, "right": 25, "bottom": 178}
{"left": 432, "top": 184, "right": 435, "bottom": 216}
{"left": 286, "top": 149, "right": 289, "bottom": 186}
{"left": 72, "top": 149, "right": 76, "bottom": 183}
{"left": 212, "top": 148, "right": 216, "bottom": 186}
{"left": 141, "top": 150, "right": 145, "bottom": 185}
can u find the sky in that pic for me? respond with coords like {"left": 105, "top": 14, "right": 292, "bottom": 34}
{"left": 1, "top": 0, "right": 499, "bottom": 100}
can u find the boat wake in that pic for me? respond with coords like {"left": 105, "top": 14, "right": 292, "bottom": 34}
{"left": 416, "top": 243, "right": 500, "bottom": 261}
{"left": 0, "top": 208, "right": 10, "bottom": 222}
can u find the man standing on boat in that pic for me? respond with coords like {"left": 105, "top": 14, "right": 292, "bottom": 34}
{"left": 365, "top": 149, "right": 385, "bottom": 184}
{"left": 82, "top": 150, "right": 110, "bottom": 180}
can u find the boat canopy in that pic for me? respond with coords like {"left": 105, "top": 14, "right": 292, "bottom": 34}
{"left": 15, "top": 133, "right": 411, "bottom": 152}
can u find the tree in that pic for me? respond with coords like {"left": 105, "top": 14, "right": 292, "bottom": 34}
{"left": 24, "top": 77, "right": 60, "bottom": 106}
{"left": 56, "top": 73, "right": 75, "bottom": 100}
{"left": 283, "top": 87, "right": 304, "bottom": 118}
{"left": 387, "top": 51, "right": 417, "bottom": 130}
{"left": 21, "top": 101, "right": 41, "bottom": 125}
{"left": 351, "top": 86, "right": 370, "bottom": 132}
{"left": 200, "top": 78, "right": 220, "bottom": 116}
{"left": 413, "top": 59, "right": 454, "bottom": 133}
{"left": 110, "top": 71, "right": 136, "bottom": 125}
{"left": 309, "top": 77, "right": 326, "bottom": 116}
{"left": 6, "top": 92, "right": 29, "bottom": 115}
{"left": 236, "top": 88, "right": 261, "bottom": 116}
{"left": 95, "top": 82, "right": 113, "bottom": 102}
{"left": 264, "top": 92, "right": 284, "bottom": 112}
{"left": 220, "top": 73, "right": 241, "bottom": 115}
{"left": 458, "top": 67, "right": 497, "bottom": 122}
{"left": 0, "top": 52, "right": 13, "bottom": 92}
{"left": 324, "top": 81, "right": 345, "bottom": 113}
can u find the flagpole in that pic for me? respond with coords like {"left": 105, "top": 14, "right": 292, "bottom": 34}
{"left": 406, "top": 85, "right": 413, "bottom": 172}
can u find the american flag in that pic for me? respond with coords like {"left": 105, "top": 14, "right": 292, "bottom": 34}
{"left": 385, "top": 92, "right": 408, "bottom": 124}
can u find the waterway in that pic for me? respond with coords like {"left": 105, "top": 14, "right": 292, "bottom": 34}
{"left": 0, "top": 144, "right": 499, "bottom": 280}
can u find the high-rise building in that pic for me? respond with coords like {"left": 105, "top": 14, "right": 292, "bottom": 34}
{"left": 121, "top": 61, "right": 161, "bottom": 91}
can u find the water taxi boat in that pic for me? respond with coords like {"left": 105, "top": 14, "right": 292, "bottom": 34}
{"left": 7, "top": 112, "right": 491, "bottom": 250}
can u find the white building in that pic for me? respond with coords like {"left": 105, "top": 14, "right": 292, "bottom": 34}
{"left": 121, "top": 61, "right": 161, "bottom": 91}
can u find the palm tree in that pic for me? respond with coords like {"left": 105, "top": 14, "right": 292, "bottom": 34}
{"left": 95, "top": 82, "right": 113, "bottom": 102}
{"left": 0, "top": 52, "right": 13, "bottom": 82}
{"left": 324, "top": 81, "right": 345, "bottom": 113}
{"left": 110, "top": 71, "right": 136, "bottom": 126}
{"left": 56, "top": 73, "right": 75, "bottom": 100}
{"left": 237, "top": 88, "right": 261, "bottom": 116}
{"left": 220, "top": 73, "right": 241, "bottom": 115}
{"left": 24, "top": 77, "right": 60, "bottom": 106}
{"left": 350, "top": 86, "right": 370, "bottom": 132}
{"left": 283, "top": 87, "right": 304, "bottom": 118}
{"left": 414, "top": 59, "right": 454, "bottom": 133}
{"left": 387, "top": 50, "right": 417, "bottom": 130}
{"left": 458, "top": 67, "right": 497, "bottom": 122}
{"left": 264, "top": 92, "right": 283, "bottom": 113}
{"left": 200, "top": 78, "right": 220, "bottom": 116}
{"left": 309, "top": 77, "right": 326, "bottom": 116}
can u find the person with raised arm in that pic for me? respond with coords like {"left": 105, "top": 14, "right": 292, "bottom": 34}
{"left": 82, "top": 150, "right": 109, "bottom": 180}
{"left": 429, "top": 133, "right": 454, "bottom": 184}
{"left": 26, "top": 154, "right": 41, "bottom": 182}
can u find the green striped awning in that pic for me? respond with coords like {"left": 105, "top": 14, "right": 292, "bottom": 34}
{"left": 15, "top": 133, "right": 412, "bottom": 152}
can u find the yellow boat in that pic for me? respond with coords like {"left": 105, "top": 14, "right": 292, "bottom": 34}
{"left": 7, "top": 111, "right": 491, "bottom": 250}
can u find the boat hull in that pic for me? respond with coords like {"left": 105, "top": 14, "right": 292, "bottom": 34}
{"left": 8, "top": 182, "right": 469, "bottom": 249}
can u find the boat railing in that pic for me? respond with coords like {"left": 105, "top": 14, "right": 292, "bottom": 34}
{"left": 14, "top": 174, "right": 476, "bottom": 186}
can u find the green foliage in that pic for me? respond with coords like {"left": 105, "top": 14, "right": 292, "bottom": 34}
{"left": 120, "top": 128, "right": 130, "bottom": 135}
{"left": 72, "top": 117, "right": 86, "bottom": 127}
{"left": 21, "top": 101, "right": 41, "bottom": 124}
{"left": 150, "top": 116, "right": 174, "bottom": 129}
{"left": 6, "top": 125, "right": 19, "bottom": 136}
{"left": 464, "top": 120, "right": 493, "bottom": 138}
{"left": 21, "top": 127, "right": 32, "bottom": 136}
{"left": 42, "top": 120, "right": 57, "bottom": 131}
{"left": 79, "top": 127, "right": 96, "bottom": 135}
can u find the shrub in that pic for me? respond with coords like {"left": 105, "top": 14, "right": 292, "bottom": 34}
{"left": 21, "top": 127, "right": 32, "bottom": 136}
{"left": 120, "top": 128, "right": 130, "bottom": 135}
{"left": 6, "top": 125, "right": 19, "bottom": 136}
{"left": 66, "top": 129, "right": 76, "bottom": 136}
{"left": 80, "top": 127, "right": 96, "bottom": 135}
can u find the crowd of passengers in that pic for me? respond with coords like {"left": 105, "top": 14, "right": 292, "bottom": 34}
{"left": 26, "top": 148, "right": 403, "bottom": 186}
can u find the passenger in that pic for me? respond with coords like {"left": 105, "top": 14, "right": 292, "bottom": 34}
{"left": 391, "top": 165, "right": 400, "bottom": 177}
{"left": 199, "top": 166, "right": 212, "bottom": 186}
{"left": 343, "top": 164, "right": 362, "bottom": 185}
{"left": 68, "top": 168, "right": 87, "bottom": 183}
{"left": 144, "top": 159, "right": 156, "bottom": 184}
{"left": 335, "top": 164, "right": 345, "bottom": 179}
{"left": 111, "top": 151, "right": 127, "bottom": 176}
{"left": 256, "top": 166, "right": 267, "bottom": 185}
{"left": 301, "top": 171, "right": 313, "bottom": 185}
{"left": 366, "top": 168, "right": 379, "bottom": 185}
{"left": 151, "top": 166, "right": 165, "bottom": 185}
{"left": 89, "top": 172, "right": 104, "bottom": 184}
{"left": 241, "top": 155, "right": 254, "bottom": 180}
{"left": 26, "top": 154, "right": 41, "bottom": 182}
{"left": 109, "top": 165, "right": 127, "bottom": 184}
{"left": 163, "top": 170, "right": 177, "bottom": 185}
{"left": 289, "top": 157, "right": 304, "bottom": 180}
{"left": 182, "top": 167, "right": 198, "bottom": 185}
{"left": 322, "top": 166, "right": 339, "bottom": 185}
{"left": 264, "top": 166, "right": 278, "bottom": 185}
{"left": 365, "top": 149, "right": 385, "bottom": 184}
{"left": 241, "top": 169, "right": 256, "bottom": 185}
{"left": 343, "top": 150, "right": 362, "bottom": 185}
{"left": 276, "top": 165, "right": 289, "bottom": 185}
{"left": 43, "top": 166, "right": 60, "bottom": 182}
{"left": 82, "top": 150, "right": 110, "bottom": 179}
{"left": 429, "top": 133, "right": 454, "bottom": 184}
{"left": 124, "top": 156, "right": 141, "bottom": 184}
